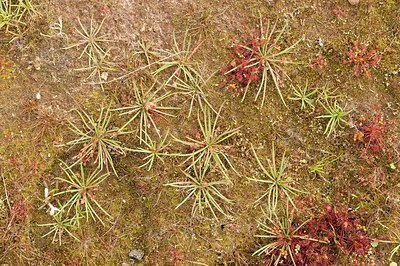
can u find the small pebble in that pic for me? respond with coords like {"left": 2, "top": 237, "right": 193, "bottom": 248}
{"left": 129, "top": 249, "right": 144, "bottom": 261}
{"left": 35, "top": 92, "right": 41, "bottom": 100}
{"left": 348, "top": 0, "right": 359, "bottom": 5}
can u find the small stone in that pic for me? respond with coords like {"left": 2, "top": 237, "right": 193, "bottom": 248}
{"left": 129, "top": 249, "right": 144, "bottom": 261}
{"left": 34, "top": 92, "right": 41, "bottom": 100}
{"left": 348, "top": 0, "right": 359, "bottom": 5}
{"left": 100, "top": 71, "right": 108, "bottom": 80}
{"left": 33, "top": 56, "right": 41, "bottom": 70}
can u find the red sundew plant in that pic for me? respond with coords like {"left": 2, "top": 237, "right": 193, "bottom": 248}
{"left": 255, "top": 205, "right": 372, "bottom": 265}
{"left": 308, "top": 206, "right": 372, "bottom": 259}
{"left": 343, "top": 41, "right": 380, "bottom": 79}
{"left": 310, "top": 54, "right": 327, "bottom": 70}
{"left": 0, "top": 55, "right": 15, "bottom": 79}
{"left": 333, "top": 6, "right": 348, "bottom": 19}
{"left": 11, "top": 200, "right": 31, "bottom": 223}
{"left": 353, "top": 104, "right": 398, "bottom": 161}
{"left": 222, "top": 13, "right": 302, "bottom": 107}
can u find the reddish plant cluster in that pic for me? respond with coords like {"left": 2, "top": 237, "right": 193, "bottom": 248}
{"left": 307, "top": 206, "right": 371, "bottom": 258}
{"left": 144, "top": 102, "right": 162, "bottom": 128}
{"left": 221, "top": 31, "right": 264, "bottom": 94}
{"left": 310, "top": 54, "right": 327, "bottom": 69}
{"left": 343, "top": 41, "right": 380, "bottom": 79}
{"left": 0, "top": 55, "right": 15, "bottom": 79}
{"left": 353, "top": 105, "right": 397, "bottom": 161}
{"left": 332, "top": 6, "right": 348, "bottom": 19}
{"left": 11, "top": 200, "right": 31, "bottom": 223}
{"left": 185, "top": 128, "right": 204, "bottom": 151}
{"left": 264, "top": 206, "right": 371, "bottom": 265}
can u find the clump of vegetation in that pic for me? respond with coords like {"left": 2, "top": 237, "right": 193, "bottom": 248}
{"left": 289, "top": 80, "right": 318, "bottom": 110}
{"left": 64, "top": 16, "right": 112, "bottom": 67}
{"left": 54, "top": 163, "right": 112, "bottom": 226}
{"left": 332, "top": 6, "right": 348, "bottom": 19}
{"left": 0, "top": 0, "right": 36, "bottom": 37}
{"left": 170, "top": 71, "right": 216, "bottom": 117}
{"left": 306, "top": 206, "right": 372, "bottom": 262}
{"left": 31, "top": 106, "right": 67, "bottom": 141}
{"left": 308, "top": 153, "right": 341, "bottom": 175}
{"left": 343, "top": 41, "right": 380, "bottom": 79}
{"left": 248, "top": 143, "right": 303, "bottom": 213}
{"left": 309, "top": 54, "right": 327, "bottom": 69}
{"left": 153, "top": 29, "right": 202, "bottom": 83}
{"left": 222, "top": 13, "right": 302, "bottom": 107}
{"left": 253, "top": 203, "right": 321, "bottom": 265}
{"left": 174, "top": 105, "right": 240, "bottom": 180}
{"left": 38, "top": 212, "right": 80, "bottom": 246}
{"left": 380, "top": 222, "right": 400, "bottom": 264}
{"left": 0, "top": 55, "right": 15, "bottom": 79}
{"left": 317, "top": 101, "right": 351, "bottom": 137}
{"left": 130, "top": 132, "right": 172, "bottom": 171}
{"left": 353, "top": 105, "right": 398, "bottom": 162}
{"left": 65, "top": 106, "right": 130, "bottom": 176}
{"left": 254, "top": 205, "right": 372, "bottom": 265}
{"left": 165, "top": 164, "right": 232, "bottom": 220}
{"left": 114, "top": 79, "right": 179, "bottom": 141}
{"left": 10, "top": 199, "right": 31, "bottom": 223}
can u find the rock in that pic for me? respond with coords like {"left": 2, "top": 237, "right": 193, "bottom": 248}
{"left": 34, "top": 92, "right": 41, "bottom": 100}
{"left": 129, "top": 249, "right": 144, "bottom": 261}
{"left": 348, "top": 0, "right": 359, "bottom": 5}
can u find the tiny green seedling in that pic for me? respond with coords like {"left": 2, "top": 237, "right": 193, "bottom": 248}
{"left": 289, "top": 80, "right": 318, "bottom": 110}
{"left": 308, "top": 154, "right": 341, "bottom": 174}
{"left": 316, "top": 101, "right": 351, "bottom": 137}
